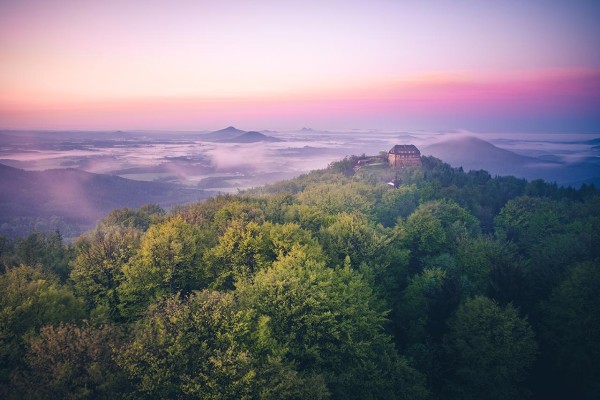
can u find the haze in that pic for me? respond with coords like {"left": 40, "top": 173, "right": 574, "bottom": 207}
{"left": 1, "top": 0, "right": 599, "bottom": 132}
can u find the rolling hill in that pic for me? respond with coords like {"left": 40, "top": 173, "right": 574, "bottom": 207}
{"left": 199, "top": 127, "right": 282, "bottom": 143}
{"left": 422, "top": 136, "right": 560, "bottom": 177}
{"left": 199, "top": 126, "right": 247, "bottom": 141}
{"left": 0, "top": 163, "right": 209, "bottom": 236}
{"left": 218, "top": 131, "right": 282, "bottom": 143}
{"left": 422, "top": 135, "right": 600, "bottom": 186}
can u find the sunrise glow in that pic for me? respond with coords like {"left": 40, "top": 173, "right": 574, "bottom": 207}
{"left": 1, "top": 0, "right": 599, "bottom": 131}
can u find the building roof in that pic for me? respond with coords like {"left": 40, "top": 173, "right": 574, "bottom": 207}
{"left": 389, "top": 144, "right": 420, "bottom": 154}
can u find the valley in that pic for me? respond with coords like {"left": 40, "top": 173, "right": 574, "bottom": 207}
{"left": 1, "top": 127, "right": 598, "bottom": 237}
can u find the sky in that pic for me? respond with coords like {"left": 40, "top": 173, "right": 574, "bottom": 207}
{"left": 1, "top": 0, "right": 599, "bottom": 132}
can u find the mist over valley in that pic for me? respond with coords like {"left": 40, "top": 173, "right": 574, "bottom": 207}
{"left": 1, "top": 127, "right": 598, "bottom": 237}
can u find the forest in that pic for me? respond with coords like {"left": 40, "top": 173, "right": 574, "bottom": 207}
{"left": 1, "top": 155, "right": 599, "bottom": 399}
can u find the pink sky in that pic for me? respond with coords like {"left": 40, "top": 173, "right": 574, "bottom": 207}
{"left": 1, "top": 0, "right": 599, "bottom": 132}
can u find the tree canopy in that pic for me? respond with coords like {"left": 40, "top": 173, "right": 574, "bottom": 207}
{"left": 1, "top": 154, "right": 598, "bottom": 399}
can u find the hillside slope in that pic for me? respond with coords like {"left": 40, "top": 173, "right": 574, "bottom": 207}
{"left": 1, "top": 153, "right": 599, "bottom": 399}
{"left": 0, "top": 163, "right": 208, "bottom": 235}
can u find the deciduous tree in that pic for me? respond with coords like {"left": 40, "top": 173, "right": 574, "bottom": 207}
{"left": 19, "top": 323, "right": 128, "bottom": 399}
{"left": 237, "top": 248, "right": 428, "bottom": 400}
{"left": 444, "top": 296, "right": 537, "bottom": 400}
{"left": 118, "top": 216, "right": 207, "bottom": 318}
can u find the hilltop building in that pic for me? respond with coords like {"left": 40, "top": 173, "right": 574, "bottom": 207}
{"left": 388, "top": 145, "right": 422, "bottom": 168}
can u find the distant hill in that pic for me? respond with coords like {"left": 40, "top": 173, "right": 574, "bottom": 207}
{"left": 199, "top": 127, "right": 282, "bottom": 143}
{"left": 422, "top": 136, "right": 558, "bottom": 176}
{"left": 0, "top": 163, "right": 208, "bottom": 236}
{"left": 200, "top": 126, "right": 247, "bottom": 141}
{"left": 218, "top": 131, "right": 282, "bottom": 143}
{"left": 421, "top": 136, "right": 600, "bottom": 186}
